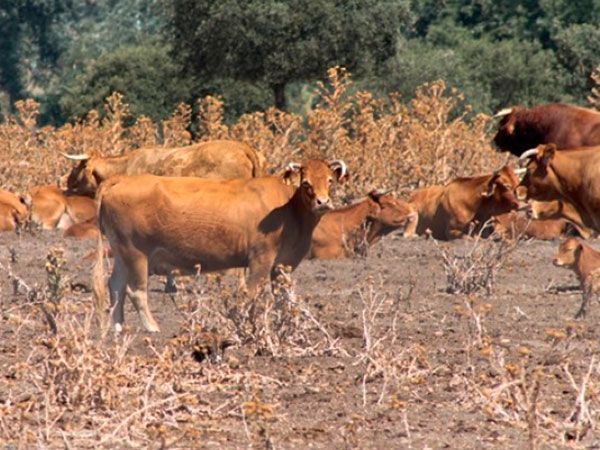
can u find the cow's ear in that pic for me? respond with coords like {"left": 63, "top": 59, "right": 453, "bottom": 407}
{"left": 329, "top": 160, "right": 348, "bottom": 183}
{"left": 482, "top": 173, "right": 500, "bottom": 198}
{"left": 282, "top": 163, "right": 302, "bottom": 181}
{"left": 538, "top": 144, "right": 556, "bottom": 167}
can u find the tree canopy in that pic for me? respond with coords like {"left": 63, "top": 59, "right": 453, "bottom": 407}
{"left": 0, "top": 0, "right": 598, "bottom": 124}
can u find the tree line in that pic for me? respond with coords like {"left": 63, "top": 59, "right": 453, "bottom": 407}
{"left": 1, "top": 0, "right": 599, "bottom": 125}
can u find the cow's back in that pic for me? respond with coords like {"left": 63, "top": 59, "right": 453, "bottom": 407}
{"left": 99, "top": 174, "right": 294, "bottom": 274}
{"left": 124, "top": 140, "right": 265, "bottom": 180}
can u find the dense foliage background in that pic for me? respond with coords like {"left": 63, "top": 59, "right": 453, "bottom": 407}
{"left": 1, "top": 0, "right": 598, "bottom": 124}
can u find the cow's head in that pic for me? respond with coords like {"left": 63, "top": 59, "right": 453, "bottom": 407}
{"left": 480, "top": 165, "right": 522, "bottom": 214}
{"left": 517, "top": 144, "right": 560, "bottom": 202}
{"left": 62, "top": 153, "right": 98, "bottom": 196}
{"left": 365, "top": 190, "right": 418, "bottom": 241}
{"left": 284, "top": 159, "right": 348, "bottom": 214}
{"left": 553, "top": 237, "right": 582, "bottom": 268}
{"left": 492, "top": 105, "right": 533, "bottom": 155}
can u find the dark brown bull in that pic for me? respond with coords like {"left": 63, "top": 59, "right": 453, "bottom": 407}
{"left": 493, "top": 103, "right": 600, "bottom": 156}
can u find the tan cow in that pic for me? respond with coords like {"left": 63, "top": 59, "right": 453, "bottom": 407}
{"left": 28, "top": 185, "right": 96, "bottom": 230}
{"left": 407, "top": 166, "right": 521, "bottom": 240}
{"left": 492, "top": 211, "right": 575, "bottom": 241}
{"left": 518, "top": 144, "right": 600, "bottom": 234}
{"left": 553, "top": 238, "right": 600, "bottom": 318}
{"left": 408, "top": 185, "right": 444, "bottom": 237}
{"left": 0, "top": 188, "right": 28, "bottom": 231}
{"left": 93, "top": 159, "right": 347, "bottom": 332}
{"left": 63, "top": 218, "right": 100, "bottom": 240}
{"left": 64, "top": 139, "right": 266, "bottom": 196}
{"left": 309, "top": 190, "right": 417, "bottom": 259}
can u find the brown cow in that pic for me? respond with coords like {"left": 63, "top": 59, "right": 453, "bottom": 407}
{"left": 407, "top": 166, "right": 521, "bottom": 240}
{"left": 309, "top": 190, "right": 417, "bottom": 259}
{"left": 64, "top": 218, "right": 100, "bottom": 240}
{"left": 553, "top": 238, "right": 600, "bottom": 318}
{"left": 492, "top": 211, "right": 575, "bottom": 241}
{"left": 64, "top": 139, "right": 266, "bottom": 196}
{"left": 493, "top": 103, "right": 600, "bottom": 156}
{"left": 93, "top": 159, "right": 347, "bottom": 332}
{"left": 408, "top": 185, "right": 444, "bottom": 237}
{"left": 518, "top": 144, "right": 600, "bottom": 234}
{"left": 0, "top": 188, "right": 28, "bottom": 231}
{"left": 28, "top": 185, "right": 96, "bottom": 230}
{"left": 527, "top": 200, "right": 594, "bottom": 239}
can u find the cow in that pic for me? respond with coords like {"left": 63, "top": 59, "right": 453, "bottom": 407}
{"left": 63, "top": 218, "right": 100, "bottom": 240}
{"left": 407, "top": 185, "right": 445, "bottom": 237}
{"left": 64, "top": 139, "right": 266, "bottom": 196}
{"left": 527, "top": 200, "right": 594, "bottom": 239}
{"left": 309, "top": 190, "right": 417, "bottom": 259}
{"left": 518, "top": 144, "right": 600, "bottom": 234}
{"left": 492, "top": 211, "right": 576, "bottom": 241}
{"left": 92, "top": 159, "right": 347, "bottom": 332}
{"left": 493, "top": 103, "right": 600, "bottom": 156}
{"left": 0, "top": 188, "right": 28, "bottom": 231}
{"left": 407, "top": 166, "right": 521, "bottom": 240}
{"left": 27, "top": 185, "right": 96, "bottom": 230}
{"left": 553, "top": 238, "right": 600, "bottom": 318}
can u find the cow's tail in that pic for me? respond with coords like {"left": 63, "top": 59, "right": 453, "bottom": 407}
{"left": 91, "top": 181, "right": 112, "bottom": 322}
{"left": 245, "top": 145, "right": 266, "bottom": 177}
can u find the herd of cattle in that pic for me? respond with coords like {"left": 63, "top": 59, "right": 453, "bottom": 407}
{"left": 1, "top": 102, "right": 600, "bottom": 331}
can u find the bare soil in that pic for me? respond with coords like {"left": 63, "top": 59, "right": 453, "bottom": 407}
{"left": 1, "top": 230, "right": 599, "bottom": 449}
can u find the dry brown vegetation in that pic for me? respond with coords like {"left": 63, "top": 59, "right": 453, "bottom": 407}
{"left": 0, "top": 67, "right": 506, "bottom": 198}
{"left": 2, "top": 69, "right": 600, "bottom": 448}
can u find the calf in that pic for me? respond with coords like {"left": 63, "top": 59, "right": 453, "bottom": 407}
{"left": 0, "top": 188, "right": 28, "bottom": 231}
{"left": 309, "top": 190, "right": 417, "bottom": 259}
{"left": 28, "top": 185, "right": 96, "bottom": 230}
{"left": 492, "top": 212, "right": 575, "bottom": 241}
{"left": 553, "top": 238, "right": 600, "bottom": 318}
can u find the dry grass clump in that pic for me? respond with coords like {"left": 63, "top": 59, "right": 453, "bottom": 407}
{"left": 588, "top": 66, "right": 600, "bottom": 110}
{"left": 0, "top": 66, "right": 505, "bottom": 201}
{"left": 435, "top": 231, "right": 518, "bottom": 295}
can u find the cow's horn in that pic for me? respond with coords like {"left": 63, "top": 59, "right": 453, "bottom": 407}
{"left": 285, "top": 162, "right": 301, "bottom": 172}
{"left": 514, "top": 168, "right": 527, "bottom": 175}
{"left": 60, "top": 152, "right": 90, "bottom": 161}
{"left": 493, "top": 107, "right": 513, "bottom": 118}
{"left": 330, "top": 160, "right": 347, "bottom": 178}
{"left": 370, "top": 188, "right": 392, "bottom": 197}
{"left": 518, "top": 148, "right": 539, "bottom": 161}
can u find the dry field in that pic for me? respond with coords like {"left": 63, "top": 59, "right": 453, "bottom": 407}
{"left": 1, "top": 69, "right": 600, "bottom": 448}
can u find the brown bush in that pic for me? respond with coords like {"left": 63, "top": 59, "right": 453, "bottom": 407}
{"left": 0, "top": 67, "right": 506, "bottom": 200}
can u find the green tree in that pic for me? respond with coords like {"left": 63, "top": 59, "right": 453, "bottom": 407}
{"left": 0, "top": 0, "right": 67, "bottom": 104}
{"left": 168, "top": 0, "right": 412, "bottom": 110}
{"left": 554, "top": 24, "right": 600, "bottom": 99}
{"left": 60, "top": 44, "right": 192, "bottom": 121}
{"left": 379, "top": 23, "right": 569, "bottom": 113}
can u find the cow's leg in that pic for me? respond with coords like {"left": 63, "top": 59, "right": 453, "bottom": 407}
{"left": 246, "top": 255, "right": 274, "bottom": 298}
{"left": 575, "top": 285, "right": 592, "bottom": 319}
{"left": 108, "top": 254, "right": 128, "bottom": 332}
{"left": 124, "top": 252, "right": 160, "bottom": 332}
{"left": 236, "top": 268, "right": 248, "bottom": 294}
{"left": 164, "top": 271, "right": 177, "bottom": 293}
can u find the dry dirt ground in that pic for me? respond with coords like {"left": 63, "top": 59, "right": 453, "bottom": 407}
{"left": 1, "top": 230, "right": 600, "bottom": 449}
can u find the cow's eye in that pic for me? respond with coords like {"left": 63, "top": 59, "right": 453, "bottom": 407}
{"left": 328, "top": 178, "right": 333, "bottom": 185}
